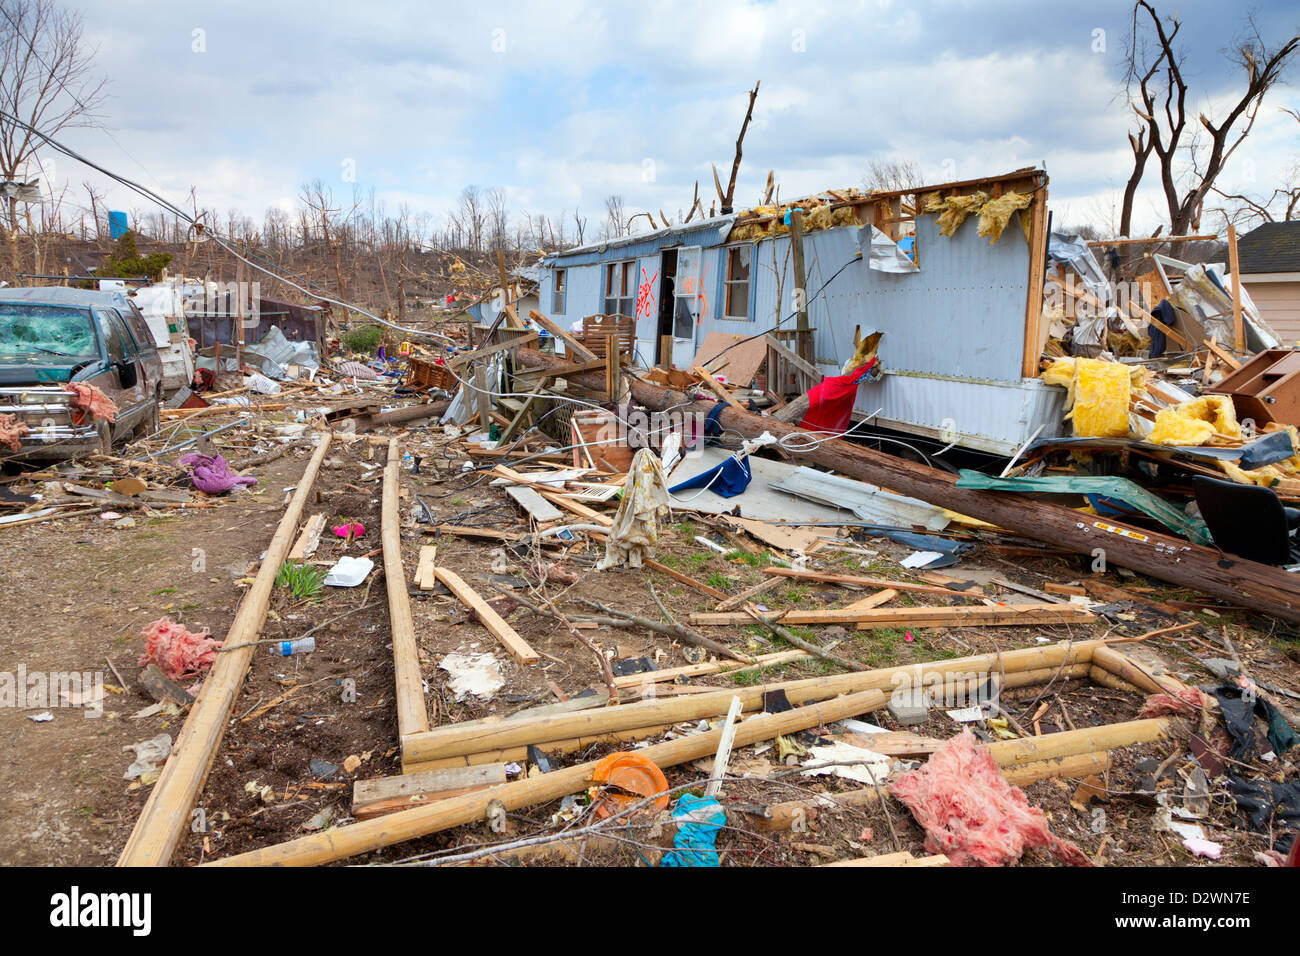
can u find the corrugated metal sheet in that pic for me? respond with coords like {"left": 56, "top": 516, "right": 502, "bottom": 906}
{"left": 535, "top": 202, "right": 1062, "bottom": 454}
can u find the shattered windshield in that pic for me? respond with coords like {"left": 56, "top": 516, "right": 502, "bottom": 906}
{"left": 0, "top": 305, "right": 99, "bottom": 363}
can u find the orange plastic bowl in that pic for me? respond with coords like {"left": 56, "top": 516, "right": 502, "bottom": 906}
{"left": 589, "top": 751, "right": 670, "bottom": 819}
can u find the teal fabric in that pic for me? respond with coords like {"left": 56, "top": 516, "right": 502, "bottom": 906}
{"left": 954, "top": 470, "right": 1212, "bottom": 545}
{"left": 660, "top": 793, "right": 727, "bottom": 867}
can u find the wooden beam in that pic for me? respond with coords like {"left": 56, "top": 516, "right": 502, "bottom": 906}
{"left": 116, "top": 432, "right": 334, "bottom": 867}
{"left": 286, "top": 512, "right": 327, "bottom": 561}
{"left": 1022, "top": 184, "right": 1050, "bottom": 378}
{"left": 691, "top": 364, "right": 745, "bottom": 410}
{"left": 1228, "top": 223, "right": 1244, "bottom": 352}
{"left": 434, "top": 567, "right": 541, "bottom": 665}
{"left": 353, "top": 764, "right": 507, "bottom": 819}
{"left": 528, "top": 308, "right": 598, "bottom": 362}
{"left": 689, "top": 603, "right": 1095, "bottom": 628}
{"left": 400, "top": 641, "right": 1099, "bottom": 766}
{"left": 414, "top": 545, "right": 437, "bottom": 590}
{"left": 449, "top": 330, "right": 538, "bottom": 368}
{"left": 385, "top": 440, "right": 433, "bottom": 749}
{"left": 765, "top": 333, "right": 821, "bottom": 384}
{"left": 763, "top": 566, "right": 982, "bottom": 598}
{"left": 208, "top": 686, "right": 895, "bottom": 865}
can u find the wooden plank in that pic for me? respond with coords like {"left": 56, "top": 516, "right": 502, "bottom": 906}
{"left": 765, "top": 333, "right": 822, "bottom": 384}
{"left": 611, "top": 649, "right": 811, "bottom": 688}
{"left": 287, "top": 512, "right": 327, "bottom": 561}
{"left": 415, "top": 545, "right": 437, "bottom": 590}
{"left": 504, "top": 485, "right": 565, "bottom": 523}
{"left": 692, "top": 364, "right": 745, "bottom": 410}
{"left": 434, "top": 567, "right": 541, "bottom": 665}
{"left": 1228, "top": 223, "right": 1244, "bottom": 352}
{"left": 822, "top": 852, "right": 951, "bottom": 867}
{"left": 432, "top": 525, "right": 524, "bottom": 542}
{"left": 688, "top": 603, "right": 1096, "bottom": 628}
{"left": 116, "top": 432, "right": 334, "bottom": 867}
{"left": 384, "top": 440, "right": 434, "bottom": 751}
{"left": 714, "top": 577, "right": 782, "bottom": 611}
{"left": 1203, "top": 337, "right": 1242, "bottom": 371}
{"left": 449, "top": 330, "right": 538, "bottom": 368}
{"left": 528, "top": 308, "right": 598, "bottom": 362}
{"left": 1044, "top": 582, "right": 1087, "bottom": 597}
{"left": 763, "top": 565, "right": 981, "bottom": 598}
{"left": 840, "top": 588, "right": 898, "bottom": 612}
{"left": 1022, "top": 183, "right": 1050, "bottom": 378}
{"left": 353, "top": 764, "right": 507, "bottom": 820}
{"left": 645, "top": 559, "right": 728, "bottom": 600}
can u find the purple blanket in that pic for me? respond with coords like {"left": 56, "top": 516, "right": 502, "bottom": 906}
{"left": 176, "top": 452, "right": 257, "bottom": 495}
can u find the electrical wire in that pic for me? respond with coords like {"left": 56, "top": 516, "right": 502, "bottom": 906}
{"left": 0, "top": 107, "right": 456, "bottom": 344}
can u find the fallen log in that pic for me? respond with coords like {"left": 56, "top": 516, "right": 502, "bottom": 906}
{"left": 399, "top": 640, "right": 1099, "bottom": 767}
{"left": 207, "top": 686, "right": 894, "bottom": 866}
{"left": 514, "top": 347, "right": 1300, "bottom": 623}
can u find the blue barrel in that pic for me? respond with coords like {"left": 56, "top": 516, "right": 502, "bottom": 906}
{"left": 108, "top": 210, "right": 128, "bottom": 239}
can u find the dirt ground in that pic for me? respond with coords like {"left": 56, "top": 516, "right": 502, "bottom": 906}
{"left": 3, "top": 427, "right": 1299, "bottom": 867}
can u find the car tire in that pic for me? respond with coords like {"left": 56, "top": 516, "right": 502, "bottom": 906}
{"left": 135, "top": 392, "right": 161, "bottom": 439}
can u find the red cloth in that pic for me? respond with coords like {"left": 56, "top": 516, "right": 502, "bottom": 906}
{"left": 890, "top": 730, "right": 1092, "bottom": 867}
{"left": 798, "top": 359, "right": 875, "bottom": 433}
{"left": 1138, "top": 685, "right": 1213, "bottom": 718}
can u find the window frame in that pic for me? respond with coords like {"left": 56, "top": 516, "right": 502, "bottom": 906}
{"left": 552, "top": 268, "right": 566, "bottom": 314}
{"left": 722, "top": 243, "right": 753, "bottom": 321}
{"left": 603, "top": 259, "right": 635, "bottom": 317}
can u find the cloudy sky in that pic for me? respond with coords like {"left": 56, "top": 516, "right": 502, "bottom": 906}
{"left": 30, "top": 0, "right": 1300, "bottom": 240}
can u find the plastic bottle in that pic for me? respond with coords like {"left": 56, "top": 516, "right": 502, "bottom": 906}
{"left": 269, "top": 637, "right": 316, "bottom": 656}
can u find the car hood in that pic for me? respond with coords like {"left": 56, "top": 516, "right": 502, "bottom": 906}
{"left": 0, "top": 359, "right": 106, "bottom": 387}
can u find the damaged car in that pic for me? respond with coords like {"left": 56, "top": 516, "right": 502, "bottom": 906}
{"left": 0, "top": 286, "right": 165, "bottom": 462}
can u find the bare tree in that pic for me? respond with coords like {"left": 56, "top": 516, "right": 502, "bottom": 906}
{"left": 603, "top": 194, "right": 626, "bottom": 239}
{"left": 0, "top": 0, "right": 106, "bottom": 278}
{"left": 1120, "top": 1, "right": 1300, "bottom": 237}
{"left": 572, "top": 206, "right": 587, "bottom": 245}
{"left": 1210, "top": 107, "right": 1300, "bottom": 228}
{"left": 863, "top": 158, "right": 923, "bottom": 194}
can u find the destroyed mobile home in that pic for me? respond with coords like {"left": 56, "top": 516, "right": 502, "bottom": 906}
{"left": 5, "top": 167, "right": 1300, "bottom": 873}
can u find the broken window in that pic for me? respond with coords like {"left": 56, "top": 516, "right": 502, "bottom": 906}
{"left": 603, "top": 260, "right": 635, "bottom": 316}
{"left": 0, "top": 304, "right": 98, "bottom": 363}
{"left": 552, "top": 268, "right": 566, "bottom": 313}
{"left": 724, "top": 244, "right": 752, "bottom": 319}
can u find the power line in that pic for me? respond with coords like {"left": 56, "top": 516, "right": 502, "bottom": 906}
{"left": 0, "top": 106, "right": 454, "bottom": 342}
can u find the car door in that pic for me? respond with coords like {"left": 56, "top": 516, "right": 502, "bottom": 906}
{"left": 95, "top": 308, "right": 147, "bottom": 431}
{"left": 119, "top": 303, "right": 165, "bottom": 399}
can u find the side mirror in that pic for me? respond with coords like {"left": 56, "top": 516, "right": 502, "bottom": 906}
{"left": 117, "top": 361, "right": 138, "bottom": 389}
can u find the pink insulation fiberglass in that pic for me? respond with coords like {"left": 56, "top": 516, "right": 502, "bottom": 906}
{"left": 138, "top": 617, "right": 224, "bottom": 680}
{"left": 889, "top": 729, "right": 1092, "bottom": 867}
{"left": 64, "top": 382, "right": 118, "bottom": 422}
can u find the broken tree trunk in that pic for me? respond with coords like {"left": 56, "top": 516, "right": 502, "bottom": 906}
{"left": 514, "top": 347, "right": 1300, "bottom": 623}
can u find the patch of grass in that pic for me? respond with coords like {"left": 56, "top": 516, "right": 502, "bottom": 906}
{"left": 276, "top": 561, "right": 328, "bottom": 601}
{"left": 687, "top": 553, "right": 713, "bottom": 570}
{"left": 705, "top": 572, "right": 730, "bottom": 591}
{"left": 781, "top": 585, "right": 810, "bottom": 605}
{"left": 149, "top": 587, "right": 177, "bottom": 596}
{"left": 862, "top": 626, "right": 905, "bottom": 667}
{"left": 341, "top": 324, "right": 384, "bottom": 354}
{"left": 726, "top": 550, "right": 773, "bottom": 568}
{"left": 673, "top": 521, "right": 697, "bottom": 539}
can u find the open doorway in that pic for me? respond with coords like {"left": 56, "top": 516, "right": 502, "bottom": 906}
{"left": 656, "top": 248, "right": 678, "bottom": 366}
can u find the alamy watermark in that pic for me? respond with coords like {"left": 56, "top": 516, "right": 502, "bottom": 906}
{"left": 1, "top": 665, "right": 104, "bottom": 717}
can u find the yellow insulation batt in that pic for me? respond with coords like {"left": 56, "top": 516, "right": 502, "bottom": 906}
{"left": 1040, "top": 357, "right": 1141, "bottom": 438}
{"left": 1146, "top": 396, "right": 1242, "bottom": 446}
{"left": 924, "top": 191, "right": 988, "bottom": 236}
{"left": 977, "top": 191, "right": 1032, "bottom": 243}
